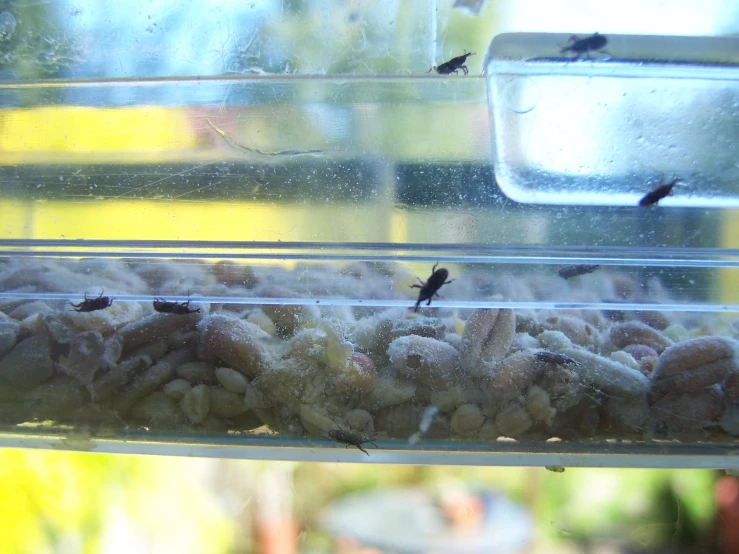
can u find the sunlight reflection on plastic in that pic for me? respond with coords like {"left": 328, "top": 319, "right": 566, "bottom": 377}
{"left": 502, "top": 77, "right": 539, "bottom": 114}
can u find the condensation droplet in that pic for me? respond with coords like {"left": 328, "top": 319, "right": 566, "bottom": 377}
{"left": 0, "top": 11, "right": 16, "bottom": 41}
{"left": 502, "top": 77, "right": 539, "bottom": 115}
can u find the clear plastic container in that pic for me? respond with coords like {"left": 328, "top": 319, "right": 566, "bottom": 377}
{"left": 1, "top": 29, "right": 739, "bottom": 469}
{"left": 487, "top": 33, "right": 739, "bottom": 206}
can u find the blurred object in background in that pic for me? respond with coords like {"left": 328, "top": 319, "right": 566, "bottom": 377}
{"left": 322, "top": 484, "right": 532, "bottom": 554}
{"left": 254, "top": 464, "right": 298, "bottom": 554}
{"left": 0, "top": 450, "right": 726, "bottom": 553}
{"left": 714, "top": 473, "right": 739, "bottom": 554}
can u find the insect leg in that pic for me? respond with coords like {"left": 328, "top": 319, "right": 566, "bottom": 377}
{"left": 462, "top": 66, "right": 468, "bottom": 75}
{"left": 432, "top": 262, "right": 438, "bottom": 273}
{"left": 356, "top": 444, "right": 369, "bottom": 456}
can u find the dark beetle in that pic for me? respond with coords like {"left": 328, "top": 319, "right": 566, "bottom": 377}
{"left": 326, "top": 429, "right": 378, "bottom": 456}
{"left": 560, "top": 32, "right": 608, "bottom": 59}
{"left": 428, "top": 51, "right": 475, "bottom": 75}
{"left": 557, "top": 264, "right": 601, "bottom": 279}
{"left": 639, "top": 177, "right": 681, "bottom": 207}
{"left": 153, "top": 298, "right": 201, "bottom": 315}
{"left": 411, "top": 262, "right": 453, "bottom": 312}
{"left": 69, "top": 291, "right": 113, "bottom": 312}
{"left": 535, "top": 351, "right": 579, "bottom": 367}
{"left": 601, "top": 299, "right": 627, "bottom": 322}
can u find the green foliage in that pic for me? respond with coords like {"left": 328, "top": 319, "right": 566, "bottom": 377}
{"left": 0, "top": 448, "right": 720, "bottom": 553}
{"left": 0, "top": 449, "right": 237, "bottom": 554}
{"left": 537, "top": 468, "right": 716, "bottom": 548}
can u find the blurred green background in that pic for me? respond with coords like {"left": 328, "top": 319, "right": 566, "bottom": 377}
{"left": 0, "top": 449, "right": 723, "bottom": 554}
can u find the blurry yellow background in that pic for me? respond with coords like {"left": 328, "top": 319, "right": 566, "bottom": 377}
{"left": 0, "top": 449, "right": 720, "bottom": 554}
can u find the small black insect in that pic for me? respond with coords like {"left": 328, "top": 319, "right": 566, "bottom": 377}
{"left": 152, "top": 298, "right": 201, "bottom": 315}
{"left": 428, "top": 51, "right": 475, "bottom": 75}
{"left": 411, "top": 263, "right": 453, "bottom": 312}
{"left": 557, "top": 264, "right": 601, "bottom": 280}
{"left": 326, "top": 429, "right": 378, "bottom": 456}
{"left": 69, "top": 291, "right": 113, "bottom": 312}
{"left": 638, "top": 177, "right": 681, "bottom": 207}
{"left": 560, "top": 32, "right": 608, "bottom": 59}
{"left": 601, "top": 299, "right": 627, "bottom": 322}
{"left": 535, "top": 351, "right": 579, "bottom": 367}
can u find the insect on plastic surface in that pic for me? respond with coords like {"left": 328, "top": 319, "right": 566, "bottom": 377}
{"left": 428, "top": 51, "right": 475, "bottom": 75}
{"left": 557, "top": 264, "right": 601, "bottom": 279}
{"left": 560, "top": 32, "right": 608, "bottom": 59}
{"left": 411, "top": 263, "right": 453, "bottom": 312}
{"left": 639, "top": 177, "right": 682, "bottom": 207}
{"left": 535, "top": 351, "right": 579, "bottom": 367}
{"left": 152, "top": 298, "right": 201, "bottom": 315}
{"left": 69, "top": 291, "right": 114, "bottom": 312}
{"left": 326, "top": 429, "right": 378, "bottom": 456}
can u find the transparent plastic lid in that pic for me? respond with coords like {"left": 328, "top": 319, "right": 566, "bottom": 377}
{"left": 486, "top": 33, "right": 739, "bottom": 207}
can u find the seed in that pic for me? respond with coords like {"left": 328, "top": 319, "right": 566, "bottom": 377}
{"left": 215, "top": 367, "right": 249, "bottom": 393}
{"left": 176, "top": 361, "right": 217, "bottom": 385}
{"left": 525, "top": 385, "right": 553, "bottom": 425}
{"left": 650, "top": 385, "right": 726, "bottom": 434}
{"left": 208, "top": 386, "right": 247, "bottom": 419}
{"left": 543, "top": 316, "right": 600, "bottom": 350}
{"left": 388, "top": 335, "right": 461, "bottom": 390}
{"left": 495, "top": 400, "right": 533, "bottom": 437}
{"left": 460, "top": 308, "right": 515, "bottom": 376}
{"left": 299, "top": 404, "right": 339, "bottom": 436}
{"left": 180, "top": 384, "right": 210, "bottom": 424}
{"left": 358, "top": 376, "right": 416, "bottom": 411}
{"left": 483, "top": 350, "right": 542, "bottom": 403}
{"left": 199, "top": 314, "right": 270, "bottom": 378}
{"left": 62, "top": 331, "right": 105, "bottom": 388}
{"left": 610, "top": 321, "right": 673, "bottom": 354}
{"left": 131, "top": 392, "right": 186, "bottom": 427}
{"left": 345, "top": 409, "right": 374, "bottom": 434}
{"left": 115, "top": 361, "right": 175, "bottom": 414}
{"left": 162, "top": 379, "right": 192, "bottom": 400}
{"left": 450, "top": 404, "right": 485, "bottom": 436}
{"left": 0, "top": 333, "right": 54, "bottom": 391}
{"left": 113, "top": 310, "right": 201, "bottom": 354}
{"left": 652, "top": 336, "right": 739, "bottom": 393}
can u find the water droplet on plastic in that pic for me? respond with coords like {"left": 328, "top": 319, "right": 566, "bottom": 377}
{"left": 502, "top": 77, "right": 539, "bottom": 115}
{"left": 0, "top": 11, "right": 16, "bottom": 41}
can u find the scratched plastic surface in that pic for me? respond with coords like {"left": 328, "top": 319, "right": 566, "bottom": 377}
{"left": 2, "top": 58, "right": 739, "bottom": 466}
{"left": 486, "top": 33, "right": 739, "bottom": 207}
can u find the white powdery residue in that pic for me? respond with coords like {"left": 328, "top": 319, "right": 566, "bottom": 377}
{"left": 388, "top": 336, "right": 431, "bottom": 367}
{"left": 419, "top": 405, "right": 439, "bottom": 434}
{"left": 408, "top": 406, "right": 439, "bottom": 445}
{"left": 308, "top": 344, "right": 323, "bottom": 358}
